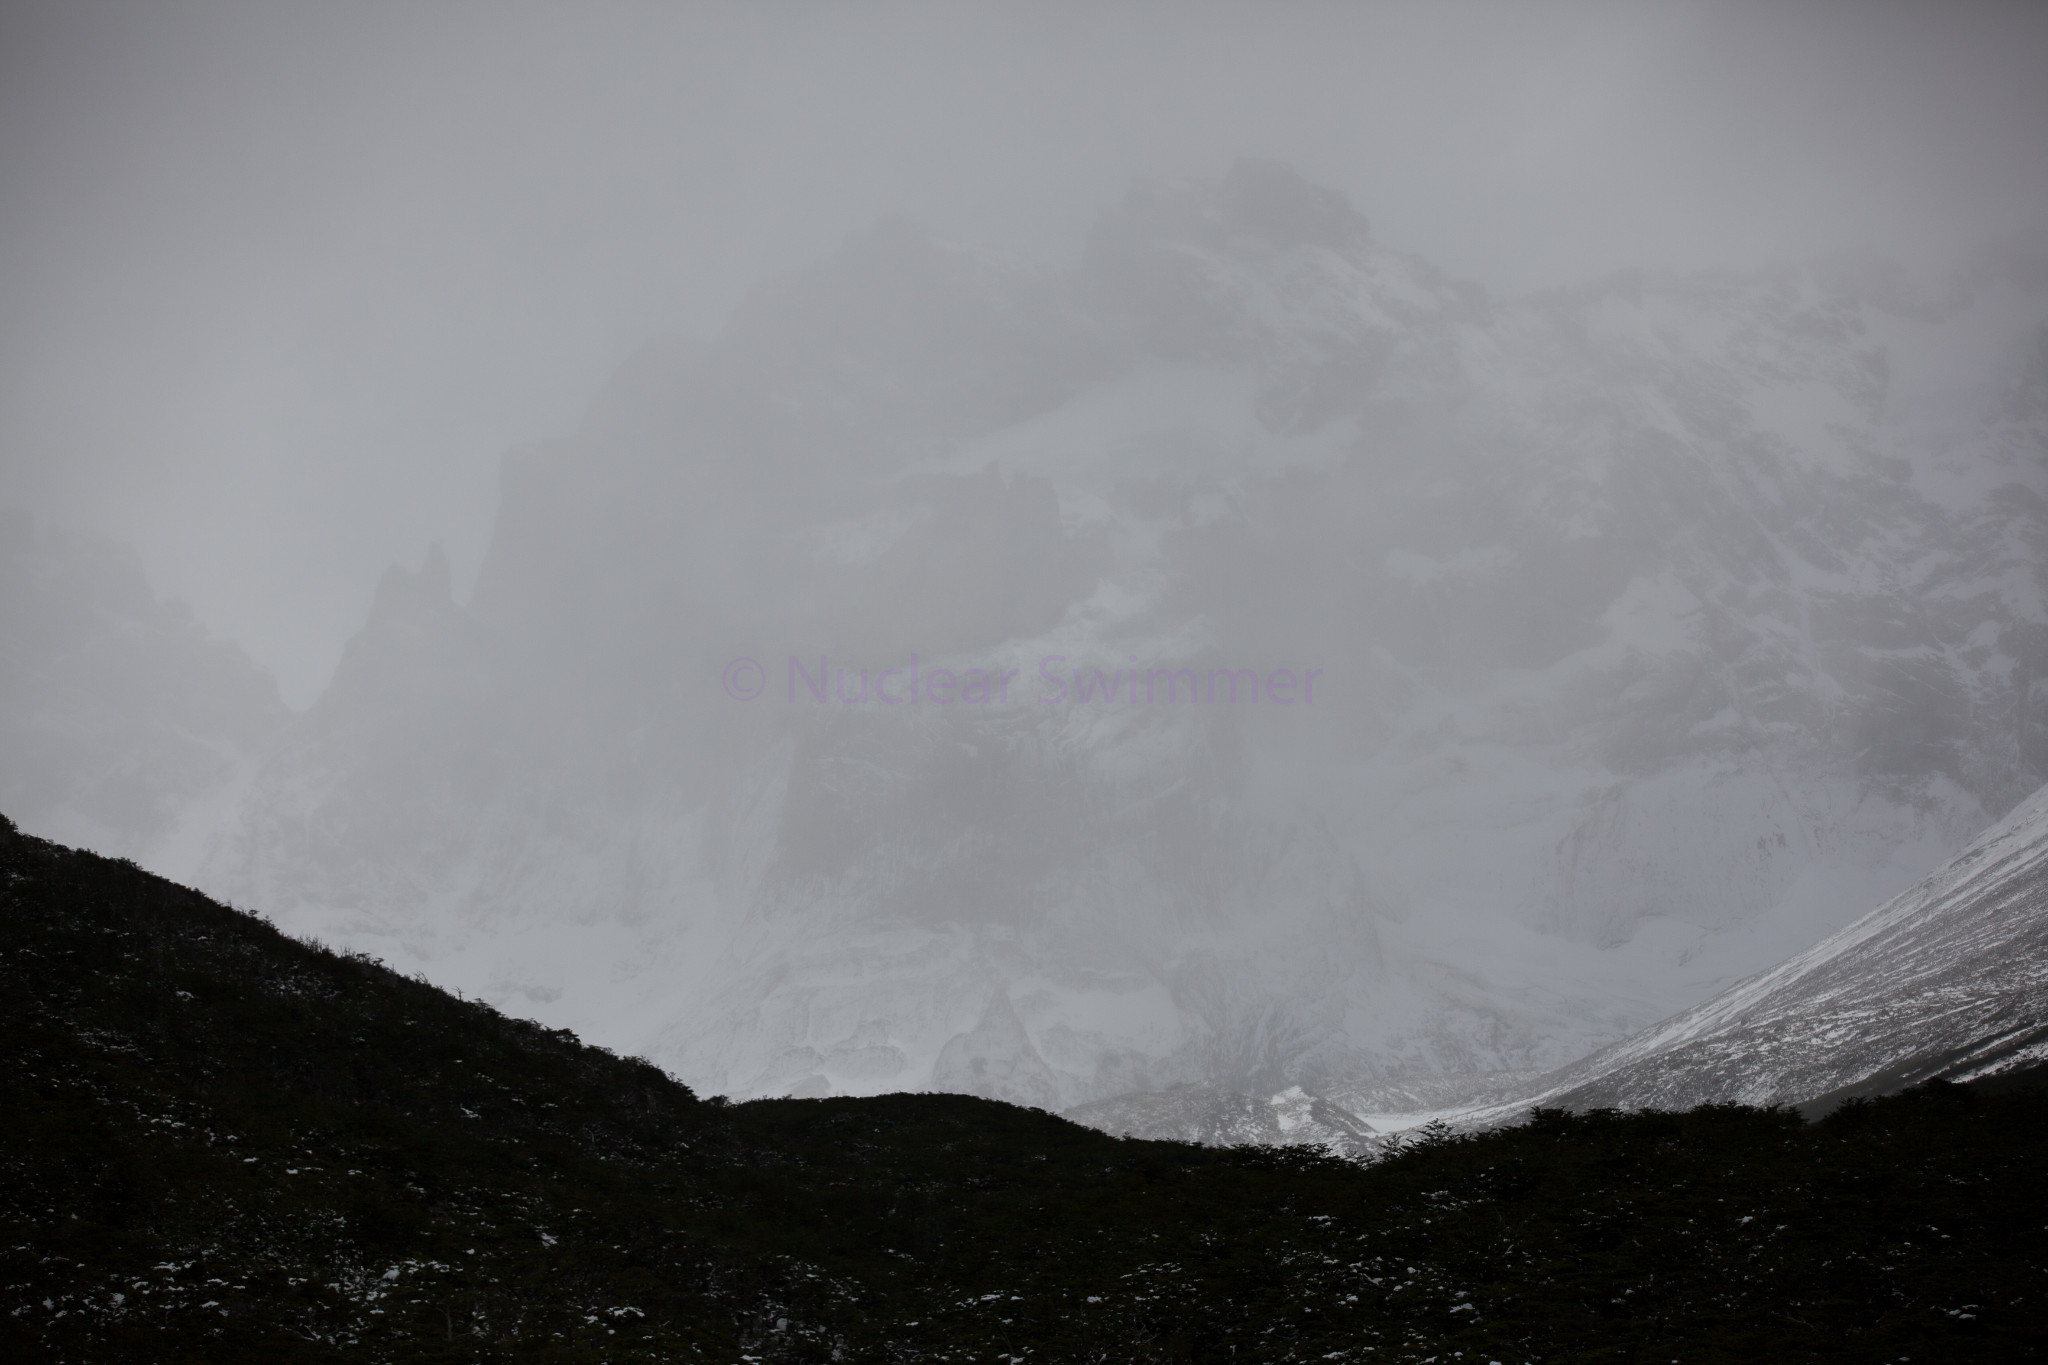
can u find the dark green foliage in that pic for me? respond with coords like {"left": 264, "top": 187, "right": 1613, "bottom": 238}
{"left": 3, "top": 813, "right": 2044, "bottom": 1362}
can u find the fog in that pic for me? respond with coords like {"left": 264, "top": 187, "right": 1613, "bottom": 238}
{"left": 4, "top": 1, "right": 2048, "bottom": 1116}
{"left": 4, "top": 0, "right": 2045, "bottom": 702}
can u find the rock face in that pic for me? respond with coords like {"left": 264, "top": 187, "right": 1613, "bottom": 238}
{"left": 0, "top": 510, "right": 286, "bottom": 876}
{"left": 1459, "top": 777, "right": 2048, "bottom": 1124}
{"left": 167, "top": 161, "right": 2048, "bottom": 1107}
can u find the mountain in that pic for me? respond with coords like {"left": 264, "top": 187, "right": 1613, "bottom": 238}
{"left": 1451, "top": 775, "right": 2048, "bottom": 1127}
{"left": 0, "top": 509, "right": 287, "bottom": 876}
{"left": 7, "top": 814, "right": 2047, "bottom": 1362}
{"left": 32, "top": 159, "right": 2048, "bottom": 1108}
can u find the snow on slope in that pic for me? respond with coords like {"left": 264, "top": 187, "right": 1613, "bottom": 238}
{"left": 1453, "top": 777, "right": 2048, "bottom": 1123}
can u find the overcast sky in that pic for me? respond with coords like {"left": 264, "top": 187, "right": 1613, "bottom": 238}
{"left": 3, "top": 0, "right": 2046, "bottom": 706}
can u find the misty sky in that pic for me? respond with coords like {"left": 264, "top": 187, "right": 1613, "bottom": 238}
{"left": 3, "top": 0, "right": 2045, "bottom": 706}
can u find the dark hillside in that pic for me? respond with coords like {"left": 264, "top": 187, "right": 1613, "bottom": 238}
{"left": 3, "top": 814, "right": 2044, "bottom": 1362}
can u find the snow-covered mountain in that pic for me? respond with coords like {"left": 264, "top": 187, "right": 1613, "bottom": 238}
{"left": 56, "top": 160, "right": 2048, "bottom": 1108}
{"left": 1446, "top": 775, "right": 2048, "bottom": 1126}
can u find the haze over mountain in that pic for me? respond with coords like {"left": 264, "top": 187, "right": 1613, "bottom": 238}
{"left": 9, "top": 4, "right": 2048, "bottom": 711}
{"left": 0, "top": 510, "right": 285, "bottom": 868}
{"left": 12, "top": 160, "right": 2042, "bottom": 1113}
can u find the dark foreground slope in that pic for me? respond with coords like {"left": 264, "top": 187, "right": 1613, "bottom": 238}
{"left": 4, "top": 815, "right": 2046, "bottom": 1364}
